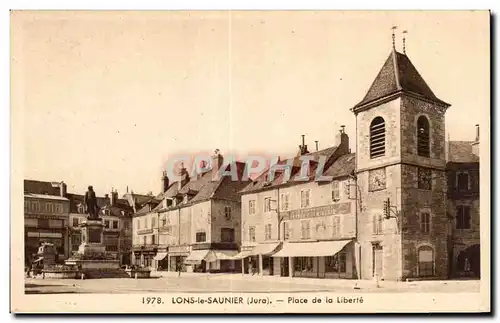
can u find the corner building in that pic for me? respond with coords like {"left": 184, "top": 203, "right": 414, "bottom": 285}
{"left": 352, "top": 48, "right": 451, "bottom": 280}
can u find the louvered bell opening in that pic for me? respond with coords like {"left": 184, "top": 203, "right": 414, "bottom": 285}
{"left": 417, "top": 116, "right": 430, "bottom": 157}
{"left": 370, "top": 121, "right": 385, "bottom": 158}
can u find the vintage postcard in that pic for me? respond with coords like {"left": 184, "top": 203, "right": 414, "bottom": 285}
{"left": 10, "top": 10, "right": 490, "bottom": 313}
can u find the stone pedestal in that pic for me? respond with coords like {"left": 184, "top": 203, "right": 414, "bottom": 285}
{"left": 78, "top": 219, "right": 106, "bottom": 256}
{"left": 65, "top": 218, "right": 122, "bottom": 278}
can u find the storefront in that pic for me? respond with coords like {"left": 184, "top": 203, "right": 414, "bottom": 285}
{"left": 234, "top": 242, "right": 281, "bottom": 276}
{"left": 272, "top": 240, "right": 355, "bottom": 279}
{"left": 153, "top": 249, "right": 168, "bottom": 271}
{"left": 168, "top": 245, "right": 190, "bottom": 272}
{"left": 184, "top": 249, "right": 239, "bottom": 273}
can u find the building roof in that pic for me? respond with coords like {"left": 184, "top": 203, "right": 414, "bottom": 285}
{"left": 353, "top": 50, "right": 450, "bottom": 110}
{"left": 240, "top": 146, "right": 353, "bottom": 194}
{"left": 24, "top": 179, "right": 62, "bottom": 196}
{"left": 447, "top": 141, "right": 479, "bottom": 163}
{"left": 152, "top": 161, "right": 252, "bottom": 212}
{"left": 24, "top": 193, "right": 69, "bottom": 201}
{"left": 323, "top": 153, "right": 356, "bottom": 178}
{"left": 66, "top": 193, "right": 133, "bottom": 215}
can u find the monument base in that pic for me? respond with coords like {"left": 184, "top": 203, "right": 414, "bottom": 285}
{"left": 64, "top": 218, "right": 126, "bottom": 278}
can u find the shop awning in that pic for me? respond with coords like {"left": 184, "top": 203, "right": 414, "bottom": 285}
{"left": 184, "top": 250, "right": 210, "bottom": 264}
{"left": 153, "top": 252, "right": 168, "bottom": 261}
{"left": 251, "top": 242, "right": 281, "bottom": 256}
{"left": 272, "top": 240, "right": 351, "bottom": 258}
{"left": 233, "top": 250, "right": 253, "bottom": 259}
{"left": 205, "top": 250, "right": 239, "bottom": 262}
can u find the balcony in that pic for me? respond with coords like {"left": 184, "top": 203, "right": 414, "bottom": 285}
{"left": 137, "top": 228, "right": 154, "bottom": 235}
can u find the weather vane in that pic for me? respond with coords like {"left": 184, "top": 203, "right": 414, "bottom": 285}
{"left": 391, "top": 26, "right": 398, "bottom": 49}
{"left": 402, "top": 30, "right": 408, "bottom": 54}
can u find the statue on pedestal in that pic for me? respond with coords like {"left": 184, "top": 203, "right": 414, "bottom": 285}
{"left": 84, "top": 185, "right": 100, "bottom": 220}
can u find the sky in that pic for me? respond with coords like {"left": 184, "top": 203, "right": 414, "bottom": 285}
{"left": 13, "top": 10, "right": 490, "bottom": 197}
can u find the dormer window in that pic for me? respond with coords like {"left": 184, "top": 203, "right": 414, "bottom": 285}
{"left": 183, "top": 195, "right": 189, "bottom": 203}
{"left": 370, "top": 117, "right": 385, "bottom": 158}
{"left": 77, "top": 204, "right": 85, "bottom": 214}
{"left": 417, "top": 116, "right": 430, "bottom": 157}
{"left": 457, "top": 172, "right": 470, "bottom": 191}
{"left": 104, "top": 209, "right": 111, "bottom": 216}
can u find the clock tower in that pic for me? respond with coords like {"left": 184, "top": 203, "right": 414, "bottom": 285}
{"left": 352, "top": 46, "right": 451, "bottom": 281}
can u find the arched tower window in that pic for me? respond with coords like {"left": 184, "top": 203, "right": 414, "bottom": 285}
{"left": 417, "top": 116, "right": 430, "bottom": 157}
{"left": 370, "top": 117, "right": 385, "bottom": 158}
{"left": 417, "top": 245, "right": 435, "bottom": 277}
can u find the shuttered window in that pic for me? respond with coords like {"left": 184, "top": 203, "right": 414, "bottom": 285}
{"left": 370, "top": 117, "right": 385, "bottom": 158}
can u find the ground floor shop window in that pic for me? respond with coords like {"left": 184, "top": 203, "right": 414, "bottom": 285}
{"left": 294, "top": 257, "right": 314, "bottom": 277}
{"left": 325, "top": 252, "right": 347, "bottom": 273}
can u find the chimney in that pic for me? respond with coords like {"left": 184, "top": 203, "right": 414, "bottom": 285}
{"left": 110, "top": 189, "right": 118, "bottom": 206}
{"left": 315, "top": 141, "right": 319, "bottom": 152}
{"left": 178, "top": 164, "right": 190, "bottom": 190}
{"left": 59, "top": 181, "right": 67, "bottom": 197}
{"left": 162, "top": 171, "right": 170, "bottom": 192}
{"left": 298, "top": 135, "right": 309, "bottom": 156}
{"left": 211, "top": 149, "right": 224, "bottom": 173}
{"left": 339, "top": 125, "right": 349, "bottom": 154}
{"left": 472, "top": 124, "right": 480, "bottom": 157}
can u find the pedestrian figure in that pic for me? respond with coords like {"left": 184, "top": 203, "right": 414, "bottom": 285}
{"left": 249, "top": 261, "right": 255, "bottom": 276}
{"left": 176, "top": 262, "right": 182, "bottom": 277}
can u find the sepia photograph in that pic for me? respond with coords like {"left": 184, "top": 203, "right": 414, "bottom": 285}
{"left": 10, "top": 9, "right": 490, "bottom": 313}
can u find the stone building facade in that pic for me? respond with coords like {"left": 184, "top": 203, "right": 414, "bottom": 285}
{"left": 237, "top": 45, "right": 481, "bottom": 281}
{"left": 238, "top": 133, "right": 358, "bottom": 278}
{"left": 24, "top": 180, "right": 70, "bottom": 265}
{"left": 132, "top": 152, "right": 250, "bottom": 273}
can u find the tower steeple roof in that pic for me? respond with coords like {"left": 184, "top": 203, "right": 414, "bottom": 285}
{"left": 353, "top": 49, "right": 450, "bottom": 112}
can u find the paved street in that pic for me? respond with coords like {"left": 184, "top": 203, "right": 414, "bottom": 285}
{"left": 24, "top": 273, "right": 480, "bottom": 294}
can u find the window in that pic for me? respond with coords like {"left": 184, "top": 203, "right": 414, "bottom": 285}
{"left": 224, "top": 206, "right": 232, "bottom": 220}
{"left": 249, "top": 226, "right": 256, "bottom": 242}
{"left": 264, "top": 197, "right": 272, "bottom": 213}
{"left": 417, "top": 116, "right": 430, "bottom": 157}
{"left": 71, "top": 234, "right": 81, "bottom": 251}
{"left": 265, "top": 224, "right": 272, "bottom": 240}
{"left": 142, "top": 236, "right": 147, "bottom": 245}
{"left": 113, "top": 220, "right": 119, "bottom": 229}
{"left": 294, "top": 257, "right": 314, "bottom": 272}
{"left": 249, "top": 200, "right": 256, "bottom": 215}
{"left": 456, "top": 205, "right": 471, "bottom": 230}
{"left": 283, "top": 222, "right": 290, "bottom": 241}
{"left": 418, "top": 168, "right": 432, "bottom": 190}
{"left": 325, "top": 252, "right": 347, "bottom": 273}
{"left": 123, "top": 220, "right": 129, "bottom": 230}
{"left": 105, "top": 220, "right": 110, "bottom": 228}
{"left": 300, "top": 220, "right": 311, "bottom": 239}
{"left": 372, "top": 215, "right": 383, "bottom": 235}
{"left": 332, "top": 181, "right": 340, "bottom": 201}
{"left": 420, "top": 212, "right": 431, "bottom": 233}
{"left": 196, "top": 231, "right": 206, "bottom": 242}
{"left": 77, "top": 204, "right": 85, "bottom": 214}
{"left": 55, "top": 204, "right": 63, "bottom": 213}
{"left": 300, "top": 190, "right": 311, "bottom": 208}
{"left": 161, "top": 217, "right": 167, "bottom": 227}
{"left": 136, "top": 219, "right": 141, "bottom": 230}
{"left": 144, "top": 218, "right": 148, "bottom": 229}
{"left": 418, "top": 246, "right": 434, "bottom": 277}
{"left": 457, "top": 172, "right": 470, "bottom": 191}
{"left": 151, "top": 234, "right": 156, "bottom": 245}
{"left": 280, "top": 193, "right": 290, "bottom": 211}
{"left": 151, "top": 217, "right": 156, "bottom": 228}
{"left": 332, "top": 216, "right": 341, "bottom": 238}
{"left": 104, "top": 209, "right": 111, "bottom": 216}
{"left": 370, "top": 116, "right": 385, "bottom": 158}
{"left": 72, "top": 218, "right": 79, "bottom": 227}
{"left": 46, "top": 203, "right": 54, "bottom": 213}
{"left": 221, "top": 228, "right": 235, "bottom": 243}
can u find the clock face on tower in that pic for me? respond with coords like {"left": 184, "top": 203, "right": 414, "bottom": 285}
{"left": 369, "top": 167, "right": 387, "bottom": 191}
